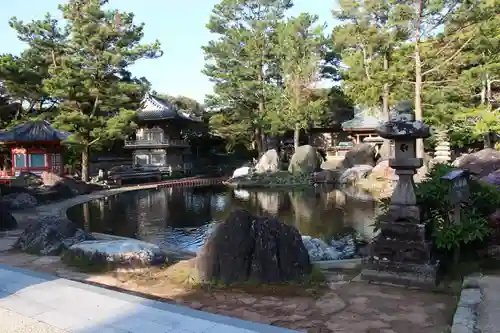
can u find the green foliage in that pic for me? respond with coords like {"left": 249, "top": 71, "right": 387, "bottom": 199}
{"left": 415, "top": 164, "right": 500, "bottom": 251}
{"left": 202, "top": 0, "right": 293, "bottom": 153}
{"left": 274, "top": 13, "right": 327, "bottom": 132}
{"left": 228, "top": 170, "right": 312, "bottom": 188}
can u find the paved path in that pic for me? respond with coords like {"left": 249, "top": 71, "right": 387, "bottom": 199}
{"left": 478, "top": 275, "right": 500, "bottom": 333}
{"left": 0, "top": 264, "right": 299, "bottom": 333}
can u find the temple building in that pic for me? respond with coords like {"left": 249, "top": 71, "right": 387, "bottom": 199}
{"left": 341, "top": 105, "right": 384, "bottom": 145}
{"left": 0, "top": 121, "right": 70, "bottom": 182}
{"left": 124, "top": 93, "right": 202, "bottom": 174}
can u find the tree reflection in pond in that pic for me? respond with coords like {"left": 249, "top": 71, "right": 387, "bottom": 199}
{"left": 67, "top": 185, "right": 380, "bottom": 253}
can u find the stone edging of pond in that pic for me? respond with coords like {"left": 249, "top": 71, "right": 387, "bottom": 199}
{"left": 450, "top": 274, "right": 482, "bottom": 333}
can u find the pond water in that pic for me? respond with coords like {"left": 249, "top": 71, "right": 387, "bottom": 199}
{"left": 66, "top": 185, "right": 380, "bottom": 257}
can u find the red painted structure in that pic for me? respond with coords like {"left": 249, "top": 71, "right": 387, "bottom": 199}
{"left": 0, "top": 121, "right": 70, "bottom": 183}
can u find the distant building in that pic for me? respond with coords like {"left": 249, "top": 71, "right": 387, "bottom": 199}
{"left": 0, "top": 121, "right": 70, "bottom": 182}
{"left": 124, "top": 93, "right": 203, "bottom": 174}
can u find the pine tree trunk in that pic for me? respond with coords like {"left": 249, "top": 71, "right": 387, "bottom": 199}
{"left": 415, "top": 40, "right": 424, "bottom": 159}
{"left": 380, "top": 52, "right": 392, "bottom": 159}
{"left": 294, "top": 124, "right": 300, "bottom": 152}
{"left": 255, "top": 128, "right": 264, "bottom": 157}
{"left": 81, "top": 145, "right": 89, "bottom": 182}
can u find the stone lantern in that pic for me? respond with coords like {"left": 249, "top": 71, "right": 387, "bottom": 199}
{"left": 361, "top": 101, "right": 438, "bottom": 288}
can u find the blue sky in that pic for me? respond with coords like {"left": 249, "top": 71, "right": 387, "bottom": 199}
{"left": 0, "top": 0, "right": 336, "bottom": 103}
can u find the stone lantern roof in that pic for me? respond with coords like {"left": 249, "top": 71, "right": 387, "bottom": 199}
{"left": 376, "top": 102, "right": 431, "bottom": 139}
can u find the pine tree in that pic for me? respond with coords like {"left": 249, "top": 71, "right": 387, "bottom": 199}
{"left": 42, "top": 0, "right": 161, "bottom": 181}
{"left": 202, "top": 0, "right": 293, "bottom": 155}
{"left": 275, "top": 13, "right": 326, "bottom": 150}
{"left": 0, "top": 14, "right": 67, "bottom": 122}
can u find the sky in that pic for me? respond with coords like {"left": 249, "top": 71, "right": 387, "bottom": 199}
{"left": 0, "top": 0, "right": 337, "bottom": 103}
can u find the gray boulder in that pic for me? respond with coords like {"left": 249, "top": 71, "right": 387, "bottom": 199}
{"left": 1, "top": 192, "right": 37, "bottom": 210}
{"left": 482, "top": 169, "right": 500, "bottom": 187}
{"left": 339, "top": 165, "right": 374, "bottom": 185}
{"left": 313, "top": 169, "right": 341, "bottom": 184}
{"left": 14, "top": 215, "right": 94, "bottom": 255}
{"left": 453, "top": 148, "right": 500, "bottom": 178}
{"left": 195, "top": 209, "right": 312, "bottom": 284}
{"left": 288, "top": 145, "right": 321, "bottom": 174}
{"left": 255, "top": 149, "right": 280, "bottom": 174}
{"left": 66, "top": 239, "right": 167, "bottom": 269}
{"left": 301, "top": 236, "right": 341, "bottom": 261}
{"left": 342, "top": 143, "right": 377, "bottom": 168}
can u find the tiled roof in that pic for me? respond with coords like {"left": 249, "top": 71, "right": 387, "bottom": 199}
{"left": 137, "top": 93, "right": 202, "bottom": 122}
{"left": 341, "top": 105, "right": 383, "bottom": 130}
{"left": 0, "top": 121, "right": 70, "bottom": 142}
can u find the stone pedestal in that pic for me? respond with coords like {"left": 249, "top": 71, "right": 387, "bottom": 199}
{"left": 361, "top": 101, "right": 438, "bottom": 288}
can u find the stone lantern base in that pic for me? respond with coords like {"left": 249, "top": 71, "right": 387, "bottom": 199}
{"left": 360, "top": 204, "right": 439, "bottom": 288}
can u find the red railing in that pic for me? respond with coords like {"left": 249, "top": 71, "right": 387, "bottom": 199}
{"left": 138, "top": 176, "right": 228, "bottom": 189}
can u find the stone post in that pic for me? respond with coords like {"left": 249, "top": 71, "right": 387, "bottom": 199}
{"left": 361, "top": 101, "right": 438, "bottom": 288}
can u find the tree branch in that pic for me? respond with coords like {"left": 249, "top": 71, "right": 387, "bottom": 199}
{"left": 422, "top": 36, "right": 473, "bottom": 77}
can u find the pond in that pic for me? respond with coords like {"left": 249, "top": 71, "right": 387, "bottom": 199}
{"left": 66, "top": 185, "right": 380, "bottom": 259}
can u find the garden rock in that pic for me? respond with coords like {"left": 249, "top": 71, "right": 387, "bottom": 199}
{"left": 0, "top": 205, "right": 17, "bottom": 231}
{"left": 371, "top": 160, "right": 397, "bottom": 181}
{"left": 482, "top": 169, "right": 500, "bottom": 187}
{"left": 342, "top": 143, "right": 377, "bottom": 168}
{"left": 232, "top": 166, "right": 251, "bottom": 179}
{"left": 255, "top": 149, "right": 280, "bottom": 174}
{"left": 14, "top": 215, "right": 94, "bottom": 255}
{"left": 195, "top": 209, "right": 311, "bottom": 284}
{"left": 453, "top": 148, "right": 500, "bottom": 178}
{"left": 288, "top": 145, "right": 321, "bottom": 174}
{"left": 313, "top": 169, "right": 340, "bottom": 184}
{"left": 10, "top": 172, "right": 43, "bottom": 187}
{"left": 66, "top": 239, "right": 167, "bottom": 269}
{"left": 1, "top": 192, "right": 37, "bottom": 210}
{"left": 301, "top": 236, "right": 341, "bottom": 261}
{"left": 338, "top": 165, "right": 373, "bottom": 185}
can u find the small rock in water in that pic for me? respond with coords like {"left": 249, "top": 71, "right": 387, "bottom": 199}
{"left": 302, "top": 236, "right": 341, "bottom": 261}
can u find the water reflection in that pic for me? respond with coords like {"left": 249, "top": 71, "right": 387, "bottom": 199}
{"left": 67, "top": 185, "right": 379, "bottom": 253}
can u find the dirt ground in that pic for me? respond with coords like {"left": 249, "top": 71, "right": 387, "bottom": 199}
{"left": 0, "top": 245, "right": 457, "bottom": 333}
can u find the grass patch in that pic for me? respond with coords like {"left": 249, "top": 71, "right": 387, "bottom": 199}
{"left": 198, "top": 264, "right": 327, "bottom": 297}
{"left": 61, "top": 250, "right": 110, "bottom": 273}
{"left": 227, "top": 170, "right": 313, "bottom": 189}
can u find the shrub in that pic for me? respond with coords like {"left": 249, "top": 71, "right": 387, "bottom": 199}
{"left": 417, "top": 164, "right": 500, "bottom": 251}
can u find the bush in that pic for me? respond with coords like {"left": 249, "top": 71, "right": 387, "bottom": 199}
{"left": 416, "top": 164, "right": 500, "bottom": 252}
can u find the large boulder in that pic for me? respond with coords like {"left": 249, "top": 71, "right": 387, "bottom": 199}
{"left": 14, "top": 215, "right": 94, "bottom": 255}
{"left": 342, "top": 143, "right": 377, "bottom": 168}
{"left": 0, "top": 204, "right": 17, "bottom": 231}
{"left": 195, "top": 209, "right": 312, "bottom": 284}
{"left": 255, "top": 149, "right": 280, "bottom": 174}
{"left": 371, "top": 159, "right": 398, "bottom": 181}
{"left": 453, "top": 148, "right": 500, "bottom": 178}
{"left": 338, "top": 165, "right": 373, "bottom": 185}
{"left": 288, "top": 145, "right": 321, "bottom": 174}
{"left": 65, "top": 239, "right": 167, "bottom": 269}
{"left": 1, "top": 192, "right": 37, "bottom": 210}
